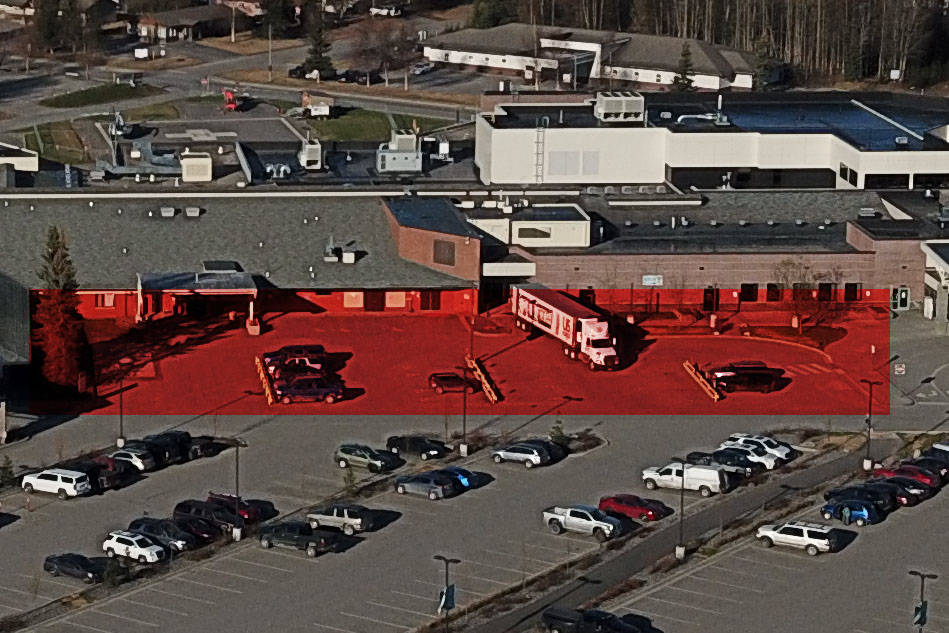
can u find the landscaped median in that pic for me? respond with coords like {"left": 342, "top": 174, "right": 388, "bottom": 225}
{"left": 38, "top": 83, "right": 165, "bottom": 108}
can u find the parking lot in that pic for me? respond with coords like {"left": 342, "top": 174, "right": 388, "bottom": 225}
{"left": 78, "top": 311, "right": 887, "bottom": 418}
{"left": 607, "top": 485, "right": 949, "bottom": 633}
{"left": 0, "top": 410, "right": 773, "bottom": 633}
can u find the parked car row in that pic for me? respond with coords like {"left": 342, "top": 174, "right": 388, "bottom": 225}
{"left": 261, "top": 344, "right": 346, "bottom": 404}
{"left": 756, "top": 443, "right": 949, "bottom": 557}
{"left": 21, "top": 432, "right": 223, "bottom": 500}
{"left": 492, "top": 438, "right": 566, "bottom": 469}
{"left": 644, "top": 433, "right": 798, "bottom": 497}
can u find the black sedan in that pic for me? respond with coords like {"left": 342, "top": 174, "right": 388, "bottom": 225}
{"left": 386, "top": 435, "right": 450, "bottom": 460}
{"left": 43, "top": 554, "right": 105, "bottom": 583}
{"left": 128, "top": 517, "right": 200, "bottom": 551}
{"left": 174, "top": 516, "right": 221, "bottom": 543}
{"left": 428, "top": 372, "right": 479, "bottom": 395}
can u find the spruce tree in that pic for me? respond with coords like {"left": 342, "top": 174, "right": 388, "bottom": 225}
{"left": 672, "top": 41, "right": 697, "bottom": 92}
{"left": 304, "top": 2, "right": 334, "bottom": 75}
{"left": 33, "top": 0, "right": 60, "bottom": 52}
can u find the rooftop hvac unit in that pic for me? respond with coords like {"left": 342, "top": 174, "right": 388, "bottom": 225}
{"left": 159, "top": 206, "right": 175, "bottom": 218}
{"left": 593, "top": 91, "right": 645, "bottom": 123}
{"left": 185, "top": 206, "right": 201, "bottom": 218}
{"left": 858, "top": 208, "right": 879, "bottom": 218}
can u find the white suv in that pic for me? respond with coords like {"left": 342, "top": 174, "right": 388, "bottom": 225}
{"left": 21, "top": 469, "right": 92, "bottom": 500}
{"left": 723, "top": 434, "right": 794, "bottom": 461}
{"left": 102, "top": 531, "right": 165, "bottom": 563}
{"left": 756, "top": 520, "right": 836, "bottom": 556}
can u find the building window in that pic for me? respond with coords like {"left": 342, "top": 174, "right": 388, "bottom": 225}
{"left": 517, "top": 226, "right": 552, "bottom": 239}
{"left": 793, "top": 282, "right": 812, "bottom": 301}
{"left": 839, "top": 163, "right": 849, "bottom": 180}
{"left": 739, "top": 284, "right": 758, "bottom": 302}
{"left": 844, "top": 282, "right": 861, "bottom": 301}
{"left": 385, "top": 292, "right": 406, "bottom": 308}
{"left": 655, "top": 74, "right": 662, "bottom": 82}
{"left": 95, "top": 293, "right": 116, "bottom": 308}
{"left": 419, "top": 290, "right": 441, "bottom": 311}
{"left": 766, "top": 283, "right": 781, "bottom": 302}
{"left": 848, "top": 169, "right": 858, "bottom": 186}
{"left": 343, "top": 292, "right": 364, "bottom": 309}
{"left": 433, "top": 240, "right": 455, "bottom": 266}
{"left": 817, "top": 282, "right": 835, "bottom": 302}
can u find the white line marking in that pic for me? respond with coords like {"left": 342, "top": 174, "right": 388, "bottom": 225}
{"left": 339, "top": 611, "right": 408, "bottom": 629}
{"left": 688, "top": 574, "right": 765, "bottom": 593}
{"left": 17, "top": 574, "right": 77, "bottom": 590}
{"left": 175, "top": 577, "right": 243, "bottom": 594}
{"left": 414, "top": 579, "right": 486, "bottom": 596}
{"left": 144, "top": 587, "right": 215, "bottom": 605}
{"left": 367, "top": 600, "right": 432, "bottom": 618}
{"left": 480, "top": 548, "right": 555, "bottom": 566}
{"left": 616, "top": 606, "right": 699, "bottom": 627}
{"left": 199, "top": 567, "right": 267, "bottom": 583}
{"left": 806, "top": 363, "right": 830, "bottom": 372}
{"left": 312, "top": 622, "right": 359, "bottom": 633}
{"left": 731, "top": 554, "right": 805, "bottom": 572}
{"left": 228, "top": 557, "right": 292, "bottom": 573}
{"left": 60, "top": 621, "right": 114, "bottom": 633}
{"left": 92, "top": 608, "right": 159, "bottom": 627}
{"left": 118, "top": 596, "right": 185, "bottom": 616}
{"left": 464, "top": 560, "right": 528, "bottom": 575}
{"left": 0, "top": 584, "right": 56, "bottom": 600}
{"left": 664, "top": 585, "right": 742, "bottom": 604}
{"left": 642, "top": 595, "right": 724, "bottom": 615}
{"left": 454, "top": 573, "right": 509, "bottom": 585}
{"left": 391, "top": 589, "right": 433, "bottom": 602}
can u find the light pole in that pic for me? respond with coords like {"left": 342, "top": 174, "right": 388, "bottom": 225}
{"left": 672, "top": 456, "right": 686, "bottom": 560}
{"left": 221, "top": 437, "right": 248, "bottom": 539}
{"left": 860, "top": 378, "right": 882, "bottom": 469}
{"left": 461, "top": 315, "right": 474, "bottom": 449}
{"left": 116, "top": 356, "right": 133, "bottom": 447}
{"left": 433, "top": 554, "right": 461, "bottom": 633}
{"left": 909, "top": 570, "right": 937, "bottom": 632}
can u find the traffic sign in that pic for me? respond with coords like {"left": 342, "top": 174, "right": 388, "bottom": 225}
{"left": 895, "top": 363, "right": 906, "bottom": 376}
{"left": 914, "top": 600, "right": 928, "bottom": 626}
{"left": 437, "top": 584, "right": 455, "bottom": 613}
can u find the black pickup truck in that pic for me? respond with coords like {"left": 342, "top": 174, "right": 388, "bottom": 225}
{"left": 258, "top": 521, "right": 338, "bottom": 558}
{"left": 541, "top": 608, "right": 643, "bottom": 633}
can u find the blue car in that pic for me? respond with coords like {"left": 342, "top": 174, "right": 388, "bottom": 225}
{"left": 434, "top": 466, "right": 475, "bottom": 492}
{"left": 820, "top": 499, "right": 882, "bottom": 526}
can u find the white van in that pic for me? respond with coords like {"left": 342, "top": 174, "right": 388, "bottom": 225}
{"left": 21, "top": 468, "right": 92, "bottom": 500}
{"left": 641, "top": 462, "right": 730, "bottom": 497}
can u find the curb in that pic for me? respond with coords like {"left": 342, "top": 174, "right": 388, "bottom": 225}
{"left": 647, "top": 332, "right": 834, "bottom": 363}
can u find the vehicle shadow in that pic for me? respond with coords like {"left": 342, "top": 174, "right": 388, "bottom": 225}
{"left": 611, "top": 319, "right": 654, "bottom": 371}
{"left": 0, "top": 512, "right": 20, "bottom": 529}
{"left": 329, "top": 534, "right": 364, "bottom": 553}
{"left": 246, "top": 500, "right": 280, "bottom": 522}
{"left": 621, "top": 613, "right": 664, "bottom": 633}
{"left": 466, "top": 471, "right": 495, "bottom": 489}
{"left": 365, "top": 509, "right": 402, "bottom": 532}
{"left": 603, "top": 513, "right": 641, "bottom": 535}
{"left": 341, "top": 386, "right": 366, "bottom": 402}
{"left": 830, "top": 528, "right": 859, "bottom": 551}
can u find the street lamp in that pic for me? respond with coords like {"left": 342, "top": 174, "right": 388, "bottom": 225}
{"left": 433, "top": 554, "right": 461, "bottom": 633}
{"left": 221, "top": 436, "right": 248, "bottom": 539}
{"left": 860, "top": 379, "right": 882, "bottom": 470}
{"left": 461, "top": 315, "right": 475, "bottom": 450}
{"left": 116, "top": 356, "right": 133, "bottom": 447}
{"left": 909, "top": 570, "right": 938, "bottom": 632}
{"left": 671, "top": 456, "right": 686, "bottom": 561}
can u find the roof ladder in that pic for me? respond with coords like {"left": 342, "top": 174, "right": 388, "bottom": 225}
{"left": 533, "top": 126, "right": 545, "bottom": 184}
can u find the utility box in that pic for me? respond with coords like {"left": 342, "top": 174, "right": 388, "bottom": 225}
{"left": 376, "top": 129, "right": 422, "bottom": 173}
{"left": 180, "top": 151, "right": 213, "bottom": 183}
{"left": 298, "top": 139, "right": 322, "bottom": 171}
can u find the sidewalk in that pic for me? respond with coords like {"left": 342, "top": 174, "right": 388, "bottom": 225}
{"left": 464, "top": 438, "right": 898, "bottom": 633}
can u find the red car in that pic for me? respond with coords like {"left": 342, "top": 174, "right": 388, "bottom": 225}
{"left": 872, "top": 465, "right": 939, "bottom": 488}
{"left": 598, "top": 494, "right": 668, "bottom": 521}
{"left": 206, "top": 492, "right": 260, "bottom": 522}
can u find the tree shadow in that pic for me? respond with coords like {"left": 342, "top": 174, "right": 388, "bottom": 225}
{"left": 0, "top": 513, "right": 20, "bottom": 529}
{"left": 611, "top": 318, "right": 654, "bottom": 371}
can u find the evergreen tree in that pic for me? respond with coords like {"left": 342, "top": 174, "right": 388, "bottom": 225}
{"left": 260, "top": 0, "right": 293, "bottom": 38}
{"left": 470, "top": 0, "right": 516, "bottom": 29}
{"left": 33, "top": 226, "right": 87, "bottom": 390}
{"left": 59, "top": 0, "right": 83, "bottom": 54}
{"left": 33, "top": 0, "right": 60, "bottom": 52}
{"left": 303, "top": 2, "right": 334, "bottom": 75}
{"left": 672, "top": 41, "right": 697, "bottom": 92}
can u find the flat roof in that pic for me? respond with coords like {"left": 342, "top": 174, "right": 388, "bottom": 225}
{"left": 0, "top": 197, "right": 469, "bottom": 291}
{"left": 386, "top": 198, "right": 481, "bottom": 238}
{"left": 486, "top": 92, "right": 949, "bottom": 152}
{"left": 466, "top": 205, "right": 587, "bottom": 222}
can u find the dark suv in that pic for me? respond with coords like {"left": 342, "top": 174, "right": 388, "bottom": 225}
{"left": 386, "top": 435, "right": 450, "bottom": 460}
{"left": 541, "top": 607, "right": 641, "bottom": 633}
{"left": 173, "top": 500, "right": 245, "bottom": 533}
{"left": 713, "top": 448, "right": 766, "bottom": 475}
{"left": 128, "top": 517, "right": 199, "bottom": 551}
{"left": 258, "top": 521, "right": 338, "bottom": 558}
{"left": 823, "top": 485, "right": 897, "bottom": 512}
{"left": 263, "top": 345, "right": 326, "bottom": 375}
{"left": 273, "top": 376, "right": 343, "bottom": 404}
{"left": 706, "top": 361, "right": 782, "bottom": 393}
{"left": 206, "top": 491, "right": 260, "bottom": 522}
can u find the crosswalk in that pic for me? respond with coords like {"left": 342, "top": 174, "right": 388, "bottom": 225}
{"left": 782, "top": 362, "right": 838, "bottom": 377}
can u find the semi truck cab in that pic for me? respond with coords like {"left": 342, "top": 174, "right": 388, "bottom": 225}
{"left": 578, "top": 319, "right": 617, "bottom": 368}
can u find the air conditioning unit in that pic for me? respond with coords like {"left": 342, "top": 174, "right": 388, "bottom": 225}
{"left": 160, "top": 206, "right": 175, "bottom": 218}
{"left": 185, "top": 206, "right": 201, "bottom": 218}
{"left": 593, "top": 91, "right": 645, "bottom": 123}
{"left": 895, "top": 136, "right": 909, "bottom": 145}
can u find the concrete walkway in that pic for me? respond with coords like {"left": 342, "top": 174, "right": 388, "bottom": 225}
{"left": 464, "top": 439, "right": 898, "bottom": 633}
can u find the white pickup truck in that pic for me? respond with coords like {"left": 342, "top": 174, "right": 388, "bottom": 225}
{"left": 369, "top": 5, "right": 401, "bottom": 16}
{"left": 542, "top": 505, "right": 621, "bottom": 542}
{"left": 306, "top": 503, "right": 372, "bottom": 535}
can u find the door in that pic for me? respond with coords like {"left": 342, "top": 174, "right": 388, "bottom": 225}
{"left": 364, "top": 291, "right": 386, "bottom": 312}
{"left": 702, "top": 286, "right": 719, "bottom": 311}
{"left": 891, "top": 286, "right": 910, "bottom": 311}
{"left": 419, "top": 290, "right": 441, "bottom": 311}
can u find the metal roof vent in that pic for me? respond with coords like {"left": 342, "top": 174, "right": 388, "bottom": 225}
{"left": 824, "top": 218, "right": 833, "bottom": 226}
{"left": 709, "top": 219, "right": 719, "bottom": 227}
{"left": 653, "top": 220, "right": 662, "bottom": 227}
{"left": 185, "top": 206, "right": 201, "bottom": 218}
{"left": 895, "top": 136, "right": 909, "bottom": 146}
{"left": 795, "top": 218, "right": 805, "bottom": 226}
{"left": 160, "top": 206, "right": 175, "bottom": 218}
{"left": 739, "top": 220, "right": 748, "bottom": 227}
{"left": 767, "top": 219, "right": 775, "bottom": 226}
{"left": 858, "top": 209, "right": 879, "bottom": 218}
{"left": 624, "top": 220, "right": 633, "bottom": 227}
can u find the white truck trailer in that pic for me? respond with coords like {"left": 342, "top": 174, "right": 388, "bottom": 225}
{"left": 511, "top": 286, "right": 618, "bottom": 370}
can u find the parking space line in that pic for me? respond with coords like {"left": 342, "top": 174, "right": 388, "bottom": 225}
{"left": 251, "top": 548, "right": 317, "bottom": 563}
{"left": 312, "top": 622, "right": 359, "bottom": 633}
{"left": 642, "top": 595, "right": 725, "bottom": 615}
{"left": 480, "top": 548, "right": 557, "bottom": 566}
{"left": 339, "top": 611, "right": 410, "bottom": 629}
{"left": 414, "top": 579, "right": 486, "bottom": 596}
{"left": 391, "top": 589, "right": 434, "bottom": 602}
{"left": 367, "top": 600, "right": 432, "bottom": 618}
{"left": 0, "top": 584, "right": 56, "bottom": 601}
{"left": 665, "top": 585, "right": 742, "bottom": 604}
{"left": 0, "top": 597, "right": 22, "bottom": 611}
{"left": 118, "top": 596, "right": 186, "bottom": 616}
{"left": 59, "top": 621, "right": 114, "bottom": 633}
{"left": 200, "top": 566, "right": 267, "bottom": 583}
{"left": 176, "top": 577, "right": 243, "bottom": 594}
{"left": 92, "top": 608, "right": 159, "bottom": 627}
{"left": 454, "top": 572, "right": 509, "bottom": 585}
{"left": 228, "top": 556, "right": 293, "bottom": 573}
{"left": 465, "top": 559, "right": 529, "bottom": 575}
{"left": 616, "top": 606, "right": 699, "bottom": 627}
{"left": 731, "top": 553, "right": 805, "bottom": 572}
{"left": 688, "top": 574, "right": 765, "bottom": 593}
{"left": 144, "top": 587, "right": 215, "bottom": 605}
{"left": 708, "top": 563, "right": 767, "bottom": 578}
{"left": 17, "top": 574, "right": 77, "bottom": 590}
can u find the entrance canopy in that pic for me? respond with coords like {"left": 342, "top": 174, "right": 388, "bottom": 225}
{"left": 922, "top": 241, "right": 949, "bottom": 284}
